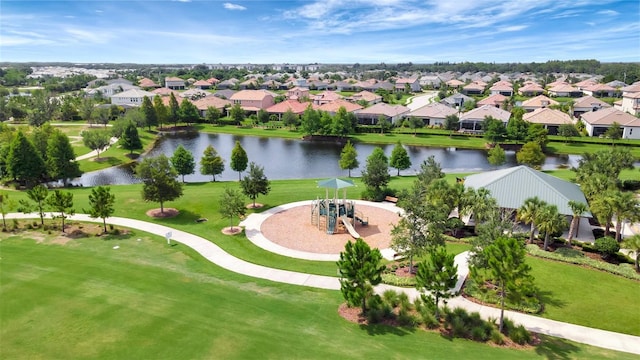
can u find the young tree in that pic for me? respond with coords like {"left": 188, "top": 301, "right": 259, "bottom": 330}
{"left": 567, "top": 200, "right": 589, "bottom": 246}
{"left": 141, "top": 96, "right": 157, "bottom": 131}
{"left": 85, "top": 186, "right": 116, "bottom": 233}
{"left": 517, "top": 196, "right": 546, "bottom": 244}
{"left": 179, "top": 98, "right": 200, "bottom": 126}
{"left": 415, "top": 246, "right": 458, "bottom": 319}
{"left": 79, "top": 97, "right": 95, "bottom": 123}
{"left": 168, "top": 92, "right": 180, "bottom": 128}
{"left": 0, "top": 192, "right": 16, "bottom": 230}
{"left": 282, "top": 109, "right": 299, "bottom": 129}
{"left": 153, "top": 95, "right": 168, "bottom": 129}
{"left": 609, "top": 190, "right": 639, "bottom": 242}
{"left": 300, "top": 105, "right": 321, "bottom": 135}
{"left": 487, "top": 144, "right": 506, "bottom": 167}
{"left": 405, "top": 116, "right": 423, "bottom": 135}
{"left": 170, "top": 145, "right": 195, "bottom": 183}
{"left": 483, "top": 116, "right": 507, "bottom": 144}
{"left": 229, "top": 103, "right": 245, "bottom": 125}
{"left": 506, "top": 117, "right": 528, "bottom": 143}
{"left": 219, "top": 187, "right": 246, "bottom": 232}
{"left": 46, "top": 131, "right": 81, "bottom": 184}
{"left": 7, "top": 131, "right": 46, "bottom": 186}
{"left": 604, "top": 122, "right": 622, "bottom": 146}
{"left": 558, "top": 123, "right": 580, "bottom": 142}
{"left": 240, "top": 162, "right": 271, "bottom": 208}
{"left": 200, "top": 145, "right": 225, "bottom": 181}
{"left": 93, "top": 107, "right": 111, "bottom": 128}
{"left": 339, "top": 140, "right": 359, "bottom": 177}
{"left": 257, "top": 109, "right": 270, "bottom": 124}
{"left": 205, "top": 106, "right": 222, "bottom": 124}
{"left": 377, "top": 115, "right": 391, "bottom": 134}
{"left": 621, "top": 235, "right": 640, "bottom": 272}
{"left": 516, "top": 141, "right": 545, "bottom": 169}
{"left": 389, "top": 142, "right": 411, "bottom": 176}
{"left": 82, "top": 130, "right": 111, "bottom": 159}
{"left": 19, "top": 184, "right": 49, "bottom": 225}
{"left": 360, "top": 147, "right": 390, "bottom": 193}
{"left": 120, "top": 122, "right": 142, "bottom": 155}
{"left": 483, "top": 236, "right": 533, "bottom": 333}
{"left": 337, "top": 238, "right": 385, "bottom": 314}
{"left": 443, "top": 114, "right": 459, "bottom": 136}
{"left": 230, "top": 140, "right": 248, "bottom": 181}
{"left": 47, "top": 190, "right": 74, "bottom": 232}
{"left": 136, "top": 155, "right": 184, "bottom": 214}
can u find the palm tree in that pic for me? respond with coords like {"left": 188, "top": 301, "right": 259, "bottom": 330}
{"left": 622, "top": 235, "right": 640, "bottom": 272}
{"left": 590, "top": 190, "right": 616, "bottom": 237}
{"left": 536, "top": 204, "right": 568, "bottom": 251}
{"left": 610, "top": 191, "right": 640, "bottom": 242}
{"left": 567, "top": 200, "right": 588, "bottom": 246}
{"left": 517, "top": 197, "right": 545, "bottom": 244}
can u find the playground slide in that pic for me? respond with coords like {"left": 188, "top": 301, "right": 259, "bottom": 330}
{"left": 340, "top": 216, "right": 360, "bottom": 239}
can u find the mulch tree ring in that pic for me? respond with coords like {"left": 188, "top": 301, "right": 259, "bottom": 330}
{"left": 246, "top": 203, "right": 264, "bottom": 209}
{"left": 221, "top": 226, "right": 243, "bottom": 235}
{"left": 145, "top": 208, "right": 180, "bottom": 218}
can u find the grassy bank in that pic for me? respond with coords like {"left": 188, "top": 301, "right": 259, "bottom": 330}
{"left": 1, "top": 232, "right": 635, "bottom": 359}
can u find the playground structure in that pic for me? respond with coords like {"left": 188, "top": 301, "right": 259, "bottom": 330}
{"left": 311, "top": 178, "right": 368, "bottom": 238}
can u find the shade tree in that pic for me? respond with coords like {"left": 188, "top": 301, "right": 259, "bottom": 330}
{"left": 240, "top": 162, "right": 271, "bottom": 208}
{"left": 136, "top": 154, "right": 183, "bottom": 214}
{"left": 121, "top": 122, "right": 143, "bottom": 155}
{"left": 338, "top": 140, "right": 359, "bottom": 178}
{"left": 200, "top": 145, "right": 225, "bottom": 181}
{"left": 18, "top": 184, "right": 49, "bottom": 225}
{"left": 171, "top": 145, "right": 195, "bottom": 183}
{"left": 360, "top": 147, "right": 390, "bottom": 195}
{"left": 389, "top": 142, "right": 411, "bottom": 176}
{"left": 219, "top": 187, "right": 246, "bottom": 232}
{"left": 46, "top": 130, "right": 81, "bottom": 185}
{"left": 85, "top": 186, "right": 116, "bottom": 233}
{"left": 82, "top": 130, "right": 111, "bottom": 160}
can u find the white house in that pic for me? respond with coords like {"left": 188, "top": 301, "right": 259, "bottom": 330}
{"left": 580, "top": 107, "right": 640, "bottom": 139}
{"left": 111, "top": 89, "right": 157, "bottom": 106}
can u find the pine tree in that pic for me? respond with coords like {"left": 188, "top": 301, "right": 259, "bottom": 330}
{"left": 200, "top": 145, "right": 225, "bottom": 181}
{"left": 153, "top": 95, "right": 168, "bottom": 129}
{"left": 18, "top": 184, "right": 49, "bottom": 225}
{"left": 46, "top": 131, "right": 81, "bottom": 184}
{"left": 337, "top": 238, "right": 385, "bottom": 313}
{"left": 168, "top": 92, "right": 180, "bottom": 128}
{"left": 416, "top": 246, "right": 458, "bottom": 319}
{"left": 121, "top": 122, "right": 142, "bottom": 155}
{"left": 7, "top": 131, "right": 45, "bottom": 186}
{"left": 361, "top": 147, "right": 390, "bottom": 193}
{"left": 179, "top": 98, "right": 200, "bottom": 126}
{"left": 141, "top": 96, "right": 157, "bottom": 131}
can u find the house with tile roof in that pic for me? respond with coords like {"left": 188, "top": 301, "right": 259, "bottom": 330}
{"left": 489, "top": 80, "right": 513, "bottom": 96}
{"left": 151, "top": 87, "right": 180, "bottom": 97}
{"left": 193, "top": 80, "right": 212, "bottom": 90}
{"left": 521, "top": 95, "right": 559, "bottom": 112}
{"left": 619, "top": 91, "right": 640, "bottom": 116}
{"left": 462, "top": 81, "right": 486, "bottom": 95}
{"left": 111, "top": 89, "right": 157, "bottom": 106}
{"left": 229, "top": 90, "right": 275, "bottom": 111}
{"left": 347, "top": 91, "right": 382, "bottom": 105}
{"left": 459, "top": 105, "right": 511, "bottom": 132}
{"left": 316, "top": 99, "right": 363, "bottom": 115}
{"left": 441, "top": 93, "right": 473, "bottom": 109}
{"left": 265, "top": 100, "right": 311, "bottom": 119}
{"left": 478, "top": 93, "right": 507, "bottom": 108}
{"left": 547, "top": 84, "right": 582, "bottom": 97}
{"left": 213, "top": 89, "right": 236, "bottom": 100}
{"left": 138, "top": 78, "right": 160, "bottom": 89}
{"left": 620, "top": 82, "right": 640, "bottom": 94}
{"left": 217, "top": 78, "right": 239, "bottom": 89}
{"left": 572, "top": 95, "right": 611, "bottom": 117}
{"left": 394, "top": 77, "right": 421, "bottom": 92}
{"left": 580, "top": 107, "right": 640, "bottom": 139}
{"left": 574, "top": 79, "right": 598, "bottom": 90}
{"left": 165, "top": 77, "right": 185, "bottom": 90}
{"left": 353, "top": 103, "right": 409, "bottom": 125}
{"left": 286, "top": 87, "right": 310, "bottom": 100}
{"left": 523, "top": 108, "right": 573, "bottom": 135}
{"left": 446, "top": 79, "right": 465, "bottom": 88}
{"left": 407, "top": 102, "right": 458, "bottom": 127}
{"left": 582, "top": 83, "right": 617, "bottom": 98}
{"left": 518, "top": 83, "right": 545, "bottom": 96}
{"left": 312, "top": 91, "right": 343, "bottom": 106}
{"left": 192, "top": 96, "right": 232, "bottom": 117}
{"left": 419, "top": 75, "right": 443, "bottom": 89}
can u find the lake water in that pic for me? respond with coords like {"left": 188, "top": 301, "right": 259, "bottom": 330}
{"left": 72, "top": 132, "right": 581, "bottom": 186}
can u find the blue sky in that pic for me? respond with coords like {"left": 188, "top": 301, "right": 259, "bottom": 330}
{"left": 1, "top": 0, "right": 639, "bottom": 64}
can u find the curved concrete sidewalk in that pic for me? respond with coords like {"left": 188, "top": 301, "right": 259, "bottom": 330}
{"left": 75, "top": 137, "right": 119, "bottom": 161}
{"left": 5, "top": 212, "right": 640, "bottom": 355}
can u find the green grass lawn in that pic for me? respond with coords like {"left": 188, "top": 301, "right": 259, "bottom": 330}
{"left": 528, "top": 256, "right": 640, "bottom": 336}
{"left": 1, "top": 232, "right": 635, "bottom": 360}
{"left": 78, "top": 129, "right": 158, "bottom": 173}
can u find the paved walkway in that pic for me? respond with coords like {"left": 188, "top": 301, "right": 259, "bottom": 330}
{"left": 75, "top": 136, "right": 119, "bottom": 161}
{"left": 5, "top": 212, "right": 640, "bottom": 355}
{"left": 406, "top": 91, "right": 438, "bottom": 111}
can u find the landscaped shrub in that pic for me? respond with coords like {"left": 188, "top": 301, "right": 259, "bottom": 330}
{"left": 509, "top": 325, "right": 532, "bottom": 345}
{"left": 526, "top": 244, "right": 640, "bottom": 280}
{"left": 397, "top": 292, "right": 412, "bottom": 311}
{"left": 381, "top": 273, "right": 416, "bottom": 287}
{"left": 382, "top": 290, "right": 400, "bottom": 307}
{"left": 595, "top": 236, "right": 620, "bottom": 259}
{"left": 491, "top": 329, "right": 505, "bottom": 345}
{"left": 622, "top": 179, "right": 640, "bottom": 191}
{"left": 366, "top": 295, "right": 385, "bottom": 324}
{"left": 418, "top": 307, "right": 439, "bottom": 329}
{"left": 397, "top": 308, "right": 419, "bottom": 327}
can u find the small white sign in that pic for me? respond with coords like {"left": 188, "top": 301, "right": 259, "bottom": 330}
{"left": 165, "top": 231, "right": 172, "bottom": 245}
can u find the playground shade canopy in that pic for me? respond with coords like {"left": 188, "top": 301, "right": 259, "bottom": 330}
{"left": 317, "top": 178, "right": 355, "bottom": 189}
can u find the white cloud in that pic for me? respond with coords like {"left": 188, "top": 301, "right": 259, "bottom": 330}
{"left": 597, "top": 10, "right": 619, "bottom": 16}
{"left": 65, "top": 28, "right": 111, "bottom": 44}
{"left": 223, "top": 3, "right": 246, "bottom": 11}
{"left": 499, "top": 25, "right": 528, "bottom": 32}
{"left": 95, "top": 10, "right": 103, "bottom": 13}
{"left": 174, "top": 0, "right": 192, "bottom": 2}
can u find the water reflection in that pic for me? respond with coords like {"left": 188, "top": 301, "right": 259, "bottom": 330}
{"left": 72, "top": 133, "right": 583, "bottom": 186}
